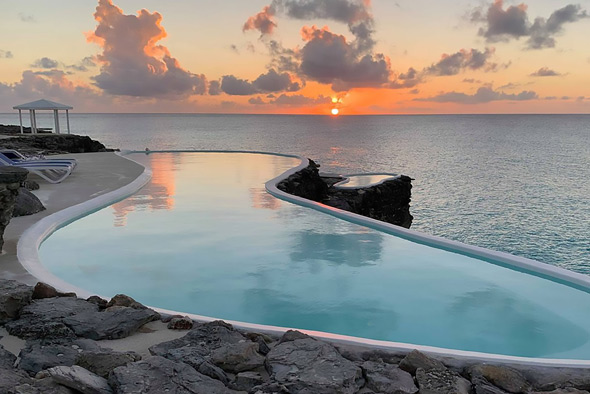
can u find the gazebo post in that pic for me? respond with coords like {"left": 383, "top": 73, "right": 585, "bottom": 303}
{"left": 32, "top": 110, "right": 38, "bottom": 134}
{"left": 18, "top": 110, "right": 23, "bottom": 134}
{"left": 29, "top": 110, "right": 35, "bottom": 134}
{"left": 53, "top": 109, "right": 60, "bottom": 134}
{"left": 66, "top": 109, "right": 71, "bottom": 134}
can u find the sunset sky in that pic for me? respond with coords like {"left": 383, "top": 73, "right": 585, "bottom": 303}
{"left": 1, "top": 0, "right": 589, "bottom": 114}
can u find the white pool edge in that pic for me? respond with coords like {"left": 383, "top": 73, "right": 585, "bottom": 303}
{"left": 16, "top": 150, "right": 590, "bottom": 368}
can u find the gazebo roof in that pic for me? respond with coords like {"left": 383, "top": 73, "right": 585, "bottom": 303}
{"left": 13, "top": 99, "right": 73, "bottom": 110}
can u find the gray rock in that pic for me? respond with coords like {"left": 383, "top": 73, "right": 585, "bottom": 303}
{"left": 12, "top": 188, "right": 45, "bottom": 217}
{"left": 105, "top": 294, "right": 147, "bottom": 310}
{"left": 233, "top": 371, "right": 265, "bottom": 391}
{"left": 108, "top": 356, "right": 245, "bottom": 393}
{"left": 32, "top": 282, "right": 76, "bottom": 300}
{"left": 250, "top": 382, "right": 290, "bottom": 393}
{"left": 6, "top": 297, "right": 98, "bottom": 339}
{"left": 0, "top": 367, "right": 32, "bottom": 392}
{"left": 149, "top": 320, "right": 252, "bottom": 369}
{"left": 532, "top": 389, "right": 590, "bottom": 394}
{"left": 245, "top": 332, "right": 273, "bottom": 355}
{"left": 46, "top": 365, "right": 113, "bottom": 394}
{"left": 18, "top": 339, "right": 101, "bottom": 376}
{"left": 266, "top": 337, "right": 364, "bottom": 394}
{"left": 63, "top": 306, "right": 159, "bottom": 340}
{"left": 199, "top": 361, "right": 229, "bottom": 385}
{"left": 0, "top": 343, "right": 17, "bottom": 369}
{"left": 472, "top": 377, "right": 510, "bottom": 394}
{"left": 415, "top": 367, "right": 471, "bottom": 394}
{"left": 23, "top": 180, "right": 40, "bottom": 191}
{"left": 211, "top": 341, "right": 265, "bottom": 373}
{"left": 12, "top": 380, "right": 77, "bottom": 394}
{"left": 520, "top": 366, "right": 590, "bottom": 391}
{"left": 362, "top": 360, "right": 418, "bottom": 394}
{"left": 277, "top": 329, "right": 311, "bottom": 344}
{"left": 0, "top": 279, "right": 33, "bottom": 323}
{"left": 467, "top": 364, "right": 529, "bottom": 393}
{"left": 167, "top": 316, "right": 193, "bottom": 330}
{"left": 399, "top": 350, "right": 446, "bottom": 375}
{"left": 86, "top": 296, "right": 108, "bottom": 310}
{"left": 75, "top": 350, "right": 141, "bottom": 378}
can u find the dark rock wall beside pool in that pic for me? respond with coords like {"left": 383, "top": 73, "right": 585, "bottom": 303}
{"left": 0, "top": 167, "right": 29, "bottom": 251}
{"left": 277, "top": 159, "right": 413, "bottom": 228}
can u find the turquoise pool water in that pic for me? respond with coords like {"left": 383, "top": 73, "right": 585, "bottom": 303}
{"left": 39, "top": 152, "right": 590, "bottom": 359}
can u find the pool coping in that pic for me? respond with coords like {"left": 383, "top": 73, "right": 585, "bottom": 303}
{"left": 16, "top": 149, "right": 590, "bottom": 368}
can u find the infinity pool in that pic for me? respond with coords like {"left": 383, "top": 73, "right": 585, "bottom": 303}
{"left": 39, "top": 152, "right": 590, "bottom": 359}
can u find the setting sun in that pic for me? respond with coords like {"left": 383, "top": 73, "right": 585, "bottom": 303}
{"left": 331, "top": 108, "right": 339, "bottom": 116}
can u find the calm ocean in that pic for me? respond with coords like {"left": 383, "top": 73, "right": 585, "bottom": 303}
{"left": 2, "top": 113, "right": 589, "bottom": 273}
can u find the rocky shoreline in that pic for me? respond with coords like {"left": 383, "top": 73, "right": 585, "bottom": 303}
{"left": 0, "top": 128, "right": 115, "bottom": 155}
{"left": 1, "top": 280, "right": 590, "bottom": 394}
{"left": 277, "top": 159, "right": 413, "bottom": 228}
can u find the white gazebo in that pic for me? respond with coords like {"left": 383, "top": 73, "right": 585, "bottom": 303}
{"left": 13, "top": 99, "right": 73, "bottom": 134}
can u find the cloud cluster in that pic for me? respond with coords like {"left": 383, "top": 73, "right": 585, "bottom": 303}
{"left": 417, "top": 86, "right": 538, "bottom": 104}
{"left": 249, "top": 93, "right": 331, "bottom": 106}
{"left": 0, "top": 50, "right": 13, "bottom": 59}
{"left": 245, "top": 0, "right": 375, "bottom": 54}
{"left": 298, "top": 26, "right": 390, "bottom": 91}
{"left": 426, "top": 48, "right": 496, "bottom": 76}
{"left": 88, "top": 0, "right": 207, "bottom": 97}
{"left": 31, "top": 57, "right": 59, "bottom": 69}
{"left": 530, "top": 67, "right": 560, "bottom": 77}
{"left": 243, "top": 6, "right": 277, "bottom": 35}
{"left": 473, "top": 0, "right": 588, "bottom": 49}
{"left": 220, "top": 69, "right": 301, "bottom": 95}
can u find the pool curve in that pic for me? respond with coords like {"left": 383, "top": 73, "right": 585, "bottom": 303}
{"left": 18, "top": 150, "right": 590, "bottom": 367}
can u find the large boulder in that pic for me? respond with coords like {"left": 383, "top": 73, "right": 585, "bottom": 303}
{"left": 0, "top": 367, "right": 34, "bottom": 393}
{"left": 45, "top": 365, "right": 113, "bottom": 394}
{"left": 149, "top": 320, "right": 263, "bottom": 374}
{"left": 18, "top": 339, "right": 102, "bottom": 376}
{"left": 5, "top": 297, "right": 98, "bottom": 339}
{"left": 0, "top": 344, "right": 17, "bottom": 369}
{"left": 63, "top": 306, "right": 159, "bottom": 340}
{"left": 265, "top": 333, "right": 364, "bottom": 394}
{"left": 12, "top": 188, "right": 45, "bottom": 217}
{"left": 467, "top": 364, "right": 530, "bottom": 393}
{"left": 32, "top": 282, "right": 76, "bottom": 300}
{"left": 415, "top": 367, "right": 472, "bottom": 394}
{"left": 0, "top": 279, "right": 34, "bottom": 323}
{"left": 75, "top": 350, "right": 141, "bottom": 378}
{"left": 399, "top": 350, "right": 446, "bottom": 374}
{"left": 108, "top": 356, "right": 245, "bottom": 394}
{"left": 362, "top": 360, "right": 418, "bottom": 394}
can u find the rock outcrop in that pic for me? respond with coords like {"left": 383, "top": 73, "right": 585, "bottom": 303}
{"left": 0, "top": 133, "right": 114, "bottom": 155}
{"left": 0, "top": 167, "right": 29, "bottom": 250}
{"left": 13, "top": 187, "right": 45, "bottom": 217}
{"left": 277, "top": 159, "right": 413, "bottom": 228}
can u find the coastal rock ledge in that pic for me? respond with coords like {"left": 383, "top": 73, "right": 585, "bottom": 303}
{"left": 277, "top": 159, "right": 414, "bottom": 228}
{"left": 1, "top": 279, "right": 590, "bottom": 393}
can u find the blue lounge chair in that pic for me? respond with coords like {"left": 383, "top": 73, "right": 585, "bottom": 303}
{"left": 0, "top": 154, "right": 73, "bottom": 184}
{"left": 0, "top": 149, "right": 77, "bottom": 169}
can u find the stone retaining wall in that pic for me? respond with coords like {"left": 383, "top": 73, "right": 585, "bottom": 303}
{"left": 0, "top": 167, "right": 28, "bottom": 251}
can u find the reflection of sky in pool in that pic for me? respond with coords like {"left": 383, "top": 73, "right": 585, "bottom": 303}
{"left": 334, "top": 174, "right": 397, "bottom": 188}
{"left": 39, "top": 152, "right": 590, "bottom": 359}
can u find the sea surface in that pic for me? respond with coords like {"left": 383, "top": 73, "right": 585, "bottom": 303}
{"left": 2, "top": 113, "right": 589, "bottom": 273}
